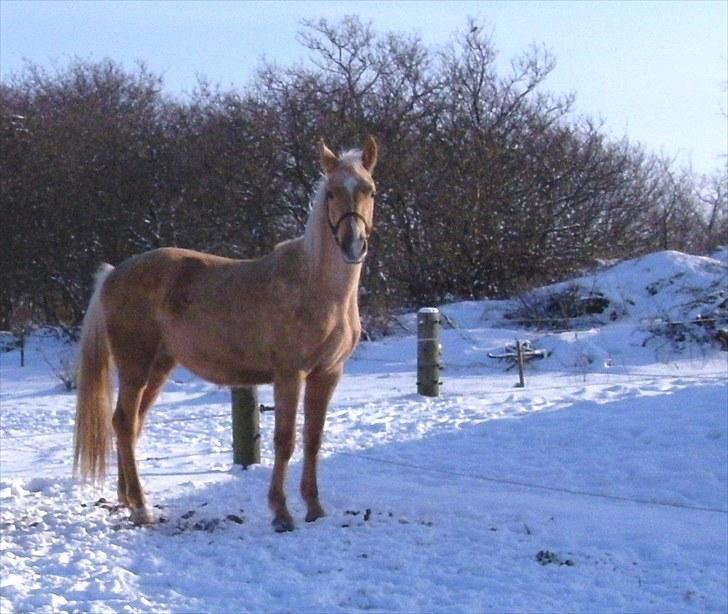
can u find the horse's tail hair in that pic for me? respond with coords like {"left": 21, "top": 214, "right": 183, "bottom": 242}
{"left": 73, "top": 263, "right": 115, "bottom": 481}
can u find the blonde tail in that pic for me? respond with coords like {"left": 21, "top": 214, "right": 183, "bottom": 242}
{"left": 73, "top": 264, "right": 115, "bottom": 481}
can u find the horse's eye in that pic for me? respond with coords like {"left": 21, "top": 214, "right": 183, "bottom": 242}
{"left": 326, "top": 191, "right": 334, "bottom": 200}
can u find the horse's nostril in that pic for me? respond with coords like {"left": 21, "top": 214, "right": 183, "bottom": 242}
{"left": 340, "top": 236, "right": 367, "bottom": 264}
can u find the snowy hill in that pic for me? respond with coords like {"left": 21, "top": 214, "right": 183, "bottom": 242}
{"left": 375, "top": 249, "right": 727, "bottom": 380}
{"left": 1, "top": 250, "right": 727, "bottom": 612}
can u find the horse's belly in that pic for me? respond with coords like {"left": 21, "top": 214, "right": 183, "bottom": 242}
{"left": 180, "top": 357, "right": 273, "bottom": 387}
{"left": 164, "top": 323, "right": 274, "bottom": 387}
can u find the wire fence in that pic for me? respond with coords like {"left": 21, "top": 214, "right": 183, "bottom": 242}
{"left": 2, "top": 364, "right": 725, "bottom": 443}
{"left": 334, "top": 450, "right": 728, "bottom": 515}
{"left": 3, "top": 369, "right": 725, "bottom": 444}
{"left": 1, "top": 317, "right": 726, "bottom": 518}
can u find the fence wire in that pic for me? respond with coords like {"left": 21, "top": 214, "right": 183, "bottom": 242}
{"left": 1, "top": 322, "right": 726, "bottom": 517}
{"left": 333, "top": 450, "right": 728, "bottom": 515}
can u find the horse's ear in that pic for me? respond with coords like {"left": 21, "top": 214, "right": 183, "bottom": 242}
{"left": 362, "top": 135, "right": 378, "bottom": 173}
{"left": 319, "top": 139, "right": 338, "bottom": 174}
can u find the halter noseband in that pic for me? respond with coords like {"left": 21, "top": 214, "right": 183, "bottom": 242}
{"left": 328, "top": 209, "right": 371, "bottom": 245}
{"left": 327, "top": 207, "right": 371, "bottom": 265}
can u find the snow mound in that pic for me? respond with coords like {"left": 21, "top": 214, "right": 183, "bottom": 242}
{"left": 383, "top": 250, "right": 728, "bottom": 375}
{"left": 507, "top": 250, "right": 727, "bottom": 328}
{"left": 392, "top": 250, "right": 727, "bottom": 338}
{"left": 711, "top": 245, "right": 728, "bottom": 263}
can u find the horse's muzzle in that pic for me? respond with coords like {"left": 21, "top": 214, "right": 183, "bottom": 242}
{"left": 332, "top": 211, "right": 369, "bottom": 265}
{"left": 342, "top": 237, "right": 368, "bottom": 265}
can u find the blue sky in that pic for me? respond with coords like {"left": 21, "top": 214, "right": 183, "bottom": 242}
{"left": 1, "top": 0, "right": 726, "bottom": 175}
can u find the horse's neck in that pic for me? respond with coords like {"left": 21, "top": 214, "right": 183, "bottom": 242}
{"left": 303, "top": 192, "right": 362, "bottom": 305}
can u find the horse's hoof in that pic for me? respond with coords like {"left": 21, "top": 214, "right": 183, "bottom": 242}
{"left": 272, "top": 516, "right": 295, "bottom": 533}
{"left": 305, "top": 506, "right": 326, "bottom": 523}
{"left": 129, "top": 507, "right": 154, "bottom": 526}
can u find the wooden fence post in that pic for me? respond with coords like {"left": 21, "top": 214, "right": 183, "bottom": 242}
{"left": 231, "top": 386, "right": 260, "bottom": 467}
{"left": 417, "top": 307, "right": 441, "bottom": 397}
{"left": 515, "top": 340, "right": 526, "bottom": 388}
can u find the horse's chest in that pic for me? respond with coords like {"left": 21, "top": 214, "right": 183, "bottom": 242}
{"left": 286, "top": 312, "right": 359, "bottom": 371}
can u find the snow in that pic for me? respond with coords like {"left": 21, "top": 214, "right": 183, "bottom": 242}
{"left": 1, "top": 249, "right": 727, "bottom": 612}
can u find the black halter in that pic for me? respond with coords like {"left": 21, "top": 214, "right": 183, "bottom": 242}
{"left": 328, "top": 209, "right": 371, "bottom": 247}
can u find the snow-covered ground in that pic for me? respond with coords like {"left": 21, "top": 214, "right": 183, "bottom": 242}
{"left": 1, "top": 250, "right": 727, "bottom": 613}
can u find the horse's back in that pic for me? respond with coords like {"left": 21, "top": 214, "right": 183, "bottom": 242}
{"left": 109, "top": 247, "right": 237, "bottom": 284}
{"left": 99, "top": 246, "right": 306, "bottom": 385}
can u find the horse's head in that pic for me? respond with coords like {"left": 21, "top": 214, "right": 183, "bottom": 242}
{"left": 319, "top": 136, "right": 378, "bottom": 265}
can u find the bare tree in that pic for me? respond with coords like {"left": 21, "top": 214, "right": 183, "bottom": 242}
{"left": 0, "top": 18, "right": 719, "bottom": 328}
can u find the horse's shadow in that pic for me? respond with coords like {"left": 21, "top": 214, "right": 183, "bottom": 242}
{"left": 103, "top": 440, "right": 445, "bottom": 610}
{"left": 135, "top": 432, "right": 447, "bottom": 540}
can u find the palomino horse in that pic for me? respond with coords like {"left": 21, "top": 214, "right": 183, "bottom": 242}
{"left": 74, "top": 137, "right": 378, "bottom": 532}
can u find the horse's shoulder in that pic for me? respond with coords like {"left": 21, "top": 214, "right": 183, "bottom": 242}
{"left": 270, "top": 238, "right": 307, "bottom": 277}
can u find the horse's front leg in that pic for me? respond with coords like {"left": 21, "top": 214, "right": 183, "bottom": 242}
{"left": 268, "top": 371, "right": 303, "bottom": 532}
{"left": 301, "top": 366, "right": 341, "bottom": 523}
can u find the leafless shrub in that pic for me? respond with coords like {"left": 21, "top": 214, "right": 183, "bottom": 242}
{"left": 506, "top": 283, "right": 617, "bottom": 330}
{"left": 1, "top": 17, "right": 720, "bottom": 328}
{"left": 39, "top": 346, "right": 78, "bottom": 391}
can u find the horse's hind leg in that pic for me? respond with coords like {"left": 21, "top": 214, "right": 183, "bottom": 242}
{"left": 113, "top": 375, "right": 151, "bottom": 525}
{"left": 117, "top": 351, "right": 175, "bottom": 507}
{"left": 136, "top": 351, "right": 175, "bottom": 439}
